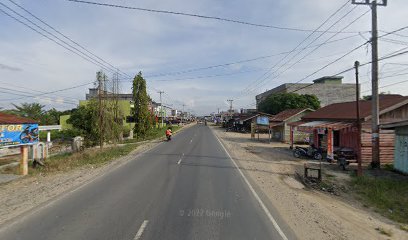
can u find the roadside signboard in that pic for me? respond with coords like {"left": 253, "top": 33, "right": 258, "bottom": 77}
{"left": 256, "top": 116, "right": 269, "bottom": 126}
{"left": 0, "top": 123, "right": 39, "bottom": 147}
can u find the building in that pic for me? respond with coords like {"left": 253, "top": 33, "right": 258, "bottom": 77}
{"left": 269, "top": 108, "right": 314, "bottom": 143}
{"left": 289, "top": 95, "right": 408, "bottom": 164}
{"left": 61, "top": 88, "right": 162, "bottom": 132}
{"left": 255, "top": 76, "right": 356, "bottom": 108}
{"left": 381, "top": 120, "right": 408, "bottom": 174}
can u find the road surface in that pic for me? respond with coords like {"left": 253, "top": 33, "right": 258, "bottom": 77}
{"left": 0, "top": 125, "right": 293, "bottom": 240}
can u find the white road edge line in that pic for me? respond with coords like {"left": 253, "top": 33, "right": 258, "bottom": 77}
{"left": 134, "top": 220, "right": 149, "bottom": 240}
{"left": 214, "top": 132, "right": 289, "bottom": 240}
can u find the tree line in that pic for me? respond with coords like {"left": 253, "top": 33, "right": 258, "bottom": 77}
{"left": 1, "top": 72, "right": 159, "bottom": 147}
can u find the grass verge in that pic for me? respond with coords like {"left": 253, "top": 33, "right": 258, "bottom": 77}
{"left": 124, "top": 125, "right": 181, "bottom": 143}
{"left": 350, "top": 175, "right": 408, "bottom": 224}
{"left": 29, "top": 144, "right": 138, "bottom": 175}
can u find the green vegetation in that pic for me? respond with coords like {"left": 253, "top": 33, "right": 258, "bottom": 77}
{"left": 350, "top": 175, "right": 408, "bottom": 224}
{"left": 39, "top": 129, "right": 81, "bottom": 142}
{"left": 67, "top": 96, "right": 124, "bottom": 147}
{"left": 30, "top": 144, "right": 138, "bottom": 174}
{"left": 124, "top": 125, "right": 181, "bottom": 143}
{"left": 132, "top": 72, "right": 152, "bottom": 139}
{"left": 400, "top": 224, "right": 408, "bottom": 232}
{"left": 67, "top": 100, "right": 100, "bottom": 146}
{"left": 258, "top": 93, "right": 320, "bottom": 115}
{"left": 1, "top": 103, "right": 72, "bottom": 125}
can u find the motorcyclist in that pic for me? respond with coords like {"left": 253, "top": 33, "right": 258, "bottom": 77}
{"left": 165, "top": 127, "right": 172, "bottom": 140}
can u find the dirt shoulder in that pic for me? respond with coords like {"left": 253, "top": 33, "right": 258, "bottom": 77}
{"left": 0, "top": 124, "right": 193, "bottom": 227}
{"left": 212, "top": 126, "right": 407, "bottom": 240}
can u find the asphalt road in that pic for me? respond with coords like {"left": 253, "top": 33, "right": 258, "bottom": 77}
{"left": 0, "top": 125, "right": 292, "bottom": 240}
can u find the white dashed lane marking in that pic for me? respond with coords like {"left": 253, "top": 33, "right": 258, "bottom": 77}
{"left": 133, "top": 220, "right": 148, "bottom": 240}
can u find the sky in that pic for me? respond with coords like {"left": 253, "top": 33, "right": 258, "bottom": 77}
{"left": 0, "top": 0, "right": 408, "bottom": 115}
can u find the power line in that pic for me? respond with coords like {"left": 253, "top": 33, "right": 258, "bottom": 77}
{"left": 144, "top": 34, "right": 360, "bottom": 79}
{"left": 245, "top": 7, "right": 370, "bottom": 96}
{"left": 6, "top": 0, "right": 129, "bottom": 78}
{"left": 0, "top": 5, "right": 115, "bottom": 74}
{"left": 237, "top": 1, "right": 361, "bottom": 98}
{"left": 0, "top": 82, "right": 93, "bottom": 102}
{"left": 66, "top": 0, "right": 368, "bottom": 34}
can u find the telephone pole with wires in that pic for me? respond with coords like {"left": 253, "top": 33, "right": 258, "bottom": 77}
{"left": 227, "top": 99, "right": 234, "bottom": 117}
{"left": 158, "top": 91, "right": 164, "bottom": 128}
{"left": 352, "top": 0, "right": 388, "bottom": 168}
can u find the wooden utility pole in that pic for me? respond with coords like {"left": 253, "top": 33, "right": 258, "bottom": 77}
{"left": 352, "top": 0, "right": 387, "bottom": 168}
{"left": 182, "top": 104, "right": 186, "bottom": 124}
{"left": 97, "top": 71, "right": 104, "bottom": 149}
{"left": 227, "top": 99, "right": 233, "bottom": 116}
{"left": 355, "top": 61, "right": 363, "bottom": 176}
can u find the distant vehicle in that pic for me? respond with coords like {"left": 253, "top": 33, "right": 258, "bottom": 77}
{"left": 197, "top": 120, "right": 203, "bottom": 124}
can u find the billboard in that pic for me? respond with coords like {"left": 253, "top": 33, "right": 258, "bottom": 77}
{"left": 256, "top": 116, "right": 269, "bottom": 126}
{"left": 0, "top": 124, "right": 39, "bottom": 147}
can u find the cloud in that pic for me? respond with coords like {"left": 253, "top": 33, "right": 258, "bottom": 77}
{"left": 0, "top": 63, "right": 22, "bottom": 72}
{"left": 0, "top": 0, "right": 407, "bottom": 115}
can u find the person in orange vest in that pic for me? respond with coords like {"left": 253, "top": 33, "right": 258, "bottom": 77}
{"left": 165, "top": 127, "right": 172, "bottom": 141}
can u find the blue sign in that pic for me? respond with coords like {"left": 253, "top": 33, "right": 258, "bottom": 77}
{"left": 0, "top": 124, "right": 39, "bottom": 147}
{"left": 256, "top": 116, "right": 269, "bottom": 126}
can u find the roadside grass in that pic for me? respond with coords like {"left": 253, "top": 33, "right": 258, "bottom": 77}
{"left": 3, "top": 125, "right": 184, "bottom": 176}
{"left": 350, "top": 175, "right": 408, "bottom": 224}
{"left": 124, "top": 125, "right": 181, "bottom": 143}
{"left": 29, "top": 144, "right": 138, "bottom": 175}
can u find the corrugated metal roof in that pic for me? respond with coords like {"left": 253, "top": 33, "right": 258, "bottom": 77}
{"left": 303, "top": 95, "right": 408, "bottom": 121}
{"left": 271, "top": 108, "right": 311, "bottom": 122}
{"left": 0, "top": 112, "right": 38, "bottom": 124}
{"left": 296, "top": 121, "right": 354, "bottom": 132}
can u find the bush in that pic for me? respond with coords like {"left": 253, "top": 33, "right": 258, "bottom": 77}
{"left": 39, "top": 129, "right": 82, "bottom": 142}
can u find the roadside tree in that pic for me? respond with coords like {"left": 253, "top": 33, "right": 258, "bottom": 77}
{"left": 258, "top": 93, "right": 320, "bottom": 115}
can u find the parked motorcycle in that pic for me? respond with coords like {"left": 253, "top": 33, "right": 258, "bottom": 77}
{"left": 293, "top": 146, "right": 323, "bottom": 160}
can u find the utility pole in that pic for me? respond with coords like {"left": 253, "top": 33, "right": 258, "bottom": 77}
{"left": 352, "top": 0, "right": 387, "bottom": 168}
{"left": 158, "top": 91, "right": 164, "bottom": 128}
{"left": 97, "top": 71, "right": 104, "bottom": 149}
{"left": 227, "top": 99, "right": 233, "bottom": 117}
{"left": 182, "top": 104, "right": 186, "bottom": 125}
{"left": 355, "top": 61, "right": 363, "bottom": 176}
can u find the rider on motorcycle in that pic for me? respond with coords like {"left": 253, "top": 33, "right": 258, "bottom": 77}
{"left": 165, "top": 127, "right": 172, "bottom": 140}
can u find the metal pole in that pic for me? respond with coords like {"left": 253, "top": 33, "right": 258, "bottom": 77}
{"left": 355, "top": 61, "right": 363, "bottom": 176}
{"left": 371, "top": 0, "right": 380, "bottom": 168}
{"left": 158, "top": 91, "right": 164, "bottom": 128}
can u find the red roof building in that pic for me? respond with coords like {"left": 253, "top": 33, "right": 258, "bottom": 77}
{"left": 290, "top": 95, "right": 408, "bottom": 164}
{"left": 0, "top": 112, "right": 37, "bottom": 124}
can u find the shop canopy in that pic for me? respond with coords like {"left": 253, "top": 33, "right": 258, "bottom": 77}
{"left": 289, "top": 120, "right": 355, "bottom": 133}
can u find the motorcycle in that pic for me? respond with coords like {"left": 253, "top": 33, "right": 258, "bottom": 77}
{"left": 293, "top": 146, "right": 322, "bottom": 160}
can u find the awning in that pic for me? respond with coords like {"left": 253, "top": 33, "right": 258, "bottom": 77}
{"left": 269, "top": 121, "right": 283, "bottom": 127}
{"left": 294, "top": 121, "right": 355, "bottom": 133}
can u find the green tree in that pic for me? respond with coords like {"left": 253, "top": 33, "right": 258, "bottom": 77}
{"left": 10, "top": 103, "right": 45, "bottom": 122}
{"left": 258, "top": 93, "right": 320, "bottom": 115}
{"left": 67, "top": 100, "right": 99, "bottom": 146}
{"left": 132, "top": 72, "right": 151, "bottom": 139}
